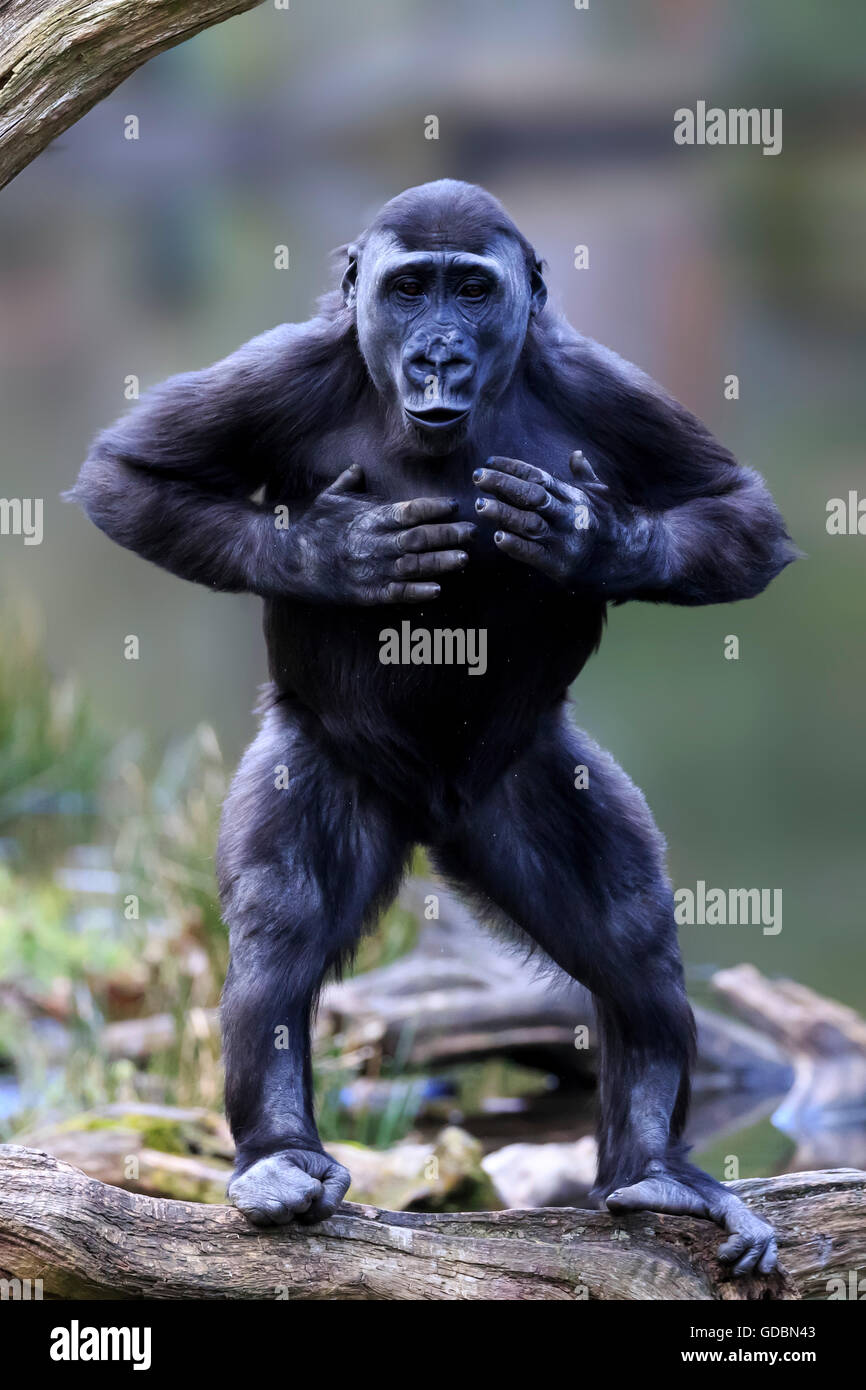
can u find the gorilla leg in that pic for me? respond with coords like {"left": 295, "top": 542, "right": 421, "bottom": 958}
{"left": 432, "top": 714, "right": 777, "bottom": 1275}
{"left": 218, "top": 704, "right": 410, "bottom": 1225}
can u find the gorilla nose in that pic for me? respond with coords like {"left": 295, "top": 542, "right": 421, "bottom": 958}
{"left": 405, "top": 340, "right": 474, "bottom": 392}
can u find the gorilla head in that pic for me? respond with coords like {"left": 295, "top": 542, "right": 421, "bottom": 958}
{"left": 341, "top": 181, "right": 548, "bottom": 453}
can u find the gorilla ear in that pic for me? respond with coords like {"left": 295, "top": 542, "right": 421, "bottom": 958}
{"left": 341, "top": 244, "right": 359, "bottom": 308}
{"left": 529, "top": 260, "right": 548, "bottom": 317}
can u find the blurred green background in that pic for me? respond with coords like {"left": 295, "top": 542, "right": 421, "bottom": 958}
{"left": 0, "top": 0, "right": 863, "bottom": 1165}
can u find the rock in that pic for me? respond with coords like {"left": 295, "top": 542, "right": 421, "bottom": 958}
{"left": 330, "top": 1125, "right": 500, "bottom": 1212}
{"left": 482, "top": 1135, "right": 598, "bottom": 1208}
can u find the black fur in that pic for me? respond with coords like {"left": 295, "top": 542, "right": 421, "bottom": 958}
{"left": 69, "top": 181, "right": 794, "bottom": 1263}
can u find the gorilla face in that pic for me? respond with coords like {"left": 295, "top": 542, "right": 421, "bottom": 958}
{"left": 348, "top": 228, "right": 545, "bottom": 453}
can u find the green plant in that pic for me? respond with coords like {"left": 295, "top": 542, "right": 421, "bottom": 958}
{"left": 0, "top": 606, "right": 107, "bottom": 845}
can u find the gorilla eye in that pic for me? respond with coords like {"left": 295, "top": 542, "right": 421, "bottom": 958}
{"left": 395, "top": 278, "right": 424, "bottom": 298}
{"left": 459, "top": 280, "right": 488, "bottom": 301}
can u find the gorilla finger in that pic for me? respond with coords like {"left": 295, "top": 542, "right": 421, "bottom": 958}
{"left": 473, "top": 467, "right": 549, "bottom": 511}
{"left": 395, "top": 549, "right": 469, "bottom": 577}
{"left": 295, "top": 1167, "right": 351, "bottom": 1224}
{"left": 476, "top": 496, "right": 548, "bottom": 538}
{"left": 239, "top": 1200, "right": 284, "bottom": 1227}
{"left": 396, "top": 521, "right": 476, "bottom": 553}
{"left": 318, "top": 1162, "right": 352, "bottom": 1213}
{"left": 568, "top": 450, "right": 600, "bottom": 483}
{"left": 717, "top": 1233, "right": 750, "bottom": 1264}
{"left": 485, "top": 455, "right": 548, "bottom": 486}
{"left": 230, "top": 1162, "right": 322, "bottom": 1219}
{"left": 758, "top": 1237, "right": 779, "bottom": 1275}
{"left": 383, "top": 581, "right": 442, "bottom": 603}
{"left": 325, "top": 464, "right": 365, "bottom": 494}
{"left": 731, "top": 1240, "right": 766, "bottom": 1277}
{"left": 390, "top": 496, "right": 459, "bottom": 528}
{"left": 493, "top": 530, "right": 546, "bottom": 567}
{"left": 574, "top": 476, "right": 609, "bottom": 495}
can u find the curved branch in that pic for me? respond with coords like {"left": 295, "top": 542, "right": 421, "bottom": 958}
{"left": 0, "top": 0, "right": 265, "bottom": 190}
{"left": 1, "top": 1146, "right": 864, "bottom": 1299}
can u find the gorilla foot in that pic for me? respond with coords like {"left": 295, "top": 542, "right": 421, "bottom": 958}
{"left": 605, "top": 1165, "right": 778, "bottom": 1276}
{"left": 228, "top": 1148, "right": 351, "bottom": 1227}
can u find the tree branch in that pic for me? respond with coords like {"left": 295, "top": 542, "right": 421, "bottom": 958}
{"left": 0, "top": 0, "right": 265, "bottom": 190}
{"left": 1, "top": 1146, "right": 863, "bottom": 1299}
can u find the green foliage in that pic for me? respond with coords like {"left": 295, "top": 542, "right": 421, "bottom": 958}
{"left": 103, "top": 727, "right": 230, "bottom": 1109}
{"left": 316, "top": 1021, "right": 424, "bottom": 1149}
{"left": 0, "top": 607, "right": 107, "bottom": 844}
{"left": 0, "top": 866, "right": 139, "bottom": 1134}
{"left": 0, "top": 866, "right": 128, "bottom": 989}
{"left": 111, "top": 723, "right": 229, "bottom": 985}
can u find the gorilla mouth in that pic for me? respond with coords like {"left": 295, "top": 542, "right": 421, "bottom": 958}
{"left": 404, "top": 406, "right": 470, "bottom": 431}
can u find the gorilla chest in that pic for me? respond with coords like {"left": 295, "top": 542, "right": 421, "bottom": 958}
{"left": 305, "top": 419, "right": 583, "bottom": 519}
{"left": 270, "top": 427, "right": 603, "bottom": 735}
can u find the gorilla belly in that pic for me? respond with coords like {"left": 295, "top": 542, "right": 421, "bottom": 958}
{"left": 262, "top": 585, "right": 602, "bottom": 811}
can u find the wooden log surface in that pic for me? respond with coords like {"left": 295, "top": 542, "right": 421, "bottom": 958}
{"left": 0, "top": 1146, "right": 863, "bottom": 1300}
{"left": 0, "top": 0, "right": 265, "bottom": 190}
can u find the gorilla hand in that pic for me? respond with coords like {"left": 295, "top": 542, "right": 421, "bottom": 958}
{"left": 229, "top": 1147, "right": 351, "bottom": 1227}
{"left": 473, "top": 451, "right": 651, "bottom": 592}
{"left": 284, "top": 465, "right": 475, "bottom": 604}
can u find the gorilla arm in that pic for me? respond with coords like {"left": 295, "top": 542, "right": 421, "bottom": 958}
{"left": 487, "top": 327, "right": 798, "bottom": 605}
{"left": 67, "top": 328, "right": 296, "bottom": 596}
{"left": 68, "top": 329, "right": 472, "bottom": 605}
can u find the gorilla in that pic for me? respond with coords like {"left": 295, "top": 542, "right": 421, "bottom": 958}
{"left": 70, "top": 180, "right": 795, "bottom": 1275}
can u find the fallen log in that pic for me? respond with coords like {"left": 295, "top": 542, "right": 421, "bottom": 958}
{"left": 0, "top": 1146, "right": 863, "bottom": 1300}
{"left": 322, "top": 880, "right": 791, "bottom": 1094}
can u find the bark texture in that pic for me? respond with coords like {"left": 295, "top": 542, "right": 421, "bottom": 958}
{"left": 1, "top": 1146, "right": 864, "bottom": 1300}
{"left": 0, "top": 0, "right": 264, "bottom": 189}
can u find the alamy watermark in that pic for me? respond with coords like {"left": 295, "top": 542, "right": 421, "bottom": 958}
{"left": 674, "top": 102, "right": 782, "bottom": 157}
{"left": 379, "top": 622, "right": 487, "bottom": 676}
{"left": 1, "top": 1276, "right": 43, "bottom": 1299}
{"left": 49, "top": 1320, "right": 151, "bottom": 1370}
{"left": 0, "top": 497, "right": 43, "bottom": 545}
{"left": 675, "top": 880, "right": 782, "bottom": 935}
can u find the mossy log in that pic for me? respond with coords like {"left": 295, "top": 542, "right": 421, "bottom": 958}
{"left": 0, "top": 1146, "right": 864, "bottom": 1300}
